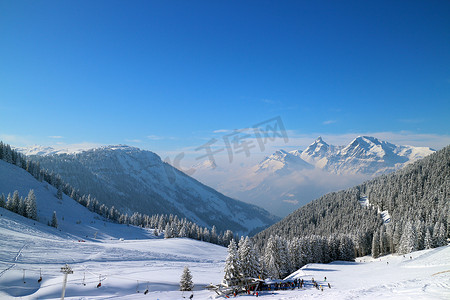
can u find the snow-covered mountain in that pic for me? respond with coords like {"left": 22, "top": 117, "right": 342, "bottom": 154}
{"left": 24, "top": 145, "right": 279, "bottom": 235}
{"left": 299, "top": 136, "right": 435, "bottom": 175}
{"left": 256, "top": 150, "right": 314, "bottom": 175}
{"left": 193, "top": 136, "right": 435, "bottom": 217}
{"left": 268, "top": 136, "right": 436, "bottom": 176}
{"left": 299, "top": 136, "right": 340, "bottom": 168}
{"left": 14, "top": 144, "right": 92, "bottom": 156}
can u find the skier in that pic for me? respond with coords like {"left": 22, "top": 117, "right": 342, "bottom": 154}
{"left": 328, "top": 282, "right": 331, "bottom": 288}
{"left": 324, "top": 276, "right": 327, "bottom": 281}
{"left": 189, "top": 294, "right": 193, "bottom": 299}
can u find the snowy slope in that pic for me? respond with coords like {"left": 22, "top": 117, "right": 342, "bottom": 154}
{"left": 1, "top": 206, "right": 448, "bottom": 299}
{"left": 0, "top": 208, "right": 227, "bottom": 300}
{"left": 24, "top": 145, "right": 279, "bottom": 234}
{"left": 0, "top": 159, "right": 153, "bottom": 240}
{"left": 0, "top": 159, "right": 228, "bottom": 299}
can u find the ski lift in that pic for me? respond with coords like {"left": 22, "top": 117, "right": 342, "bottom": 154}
{"left": 23, "top": 269, "right": 26, "bottom": 283}
{"left": 136, "top": 280, "right": 140, "bottom": 293}
{"left": 38, "top": 268, "right": 42, "bottom": 283}
{"left": 144, "top": 282, "right": 149, "bottom": 295}
{"left": 97, "top": 274, "right": 102, "bottom": 288}
{"left": 82, "top": 272, "right": 86, "bottom": 286}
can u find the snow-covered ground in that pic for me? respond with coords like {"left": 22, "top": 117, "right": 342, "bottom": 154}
{"left": 1, "top": 207, "right": 448, "bottom": 299}
{"left": 0, "top": 208, "right": 227, "bottom": 299}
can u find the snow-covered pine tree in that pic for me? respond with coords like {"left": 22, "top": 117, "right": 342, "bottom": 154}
{"left": 224, "top": 239, "right": 241, "bottom": 285}
{"left": 238, "top": 236, "right": 260, "bottom": 278}
{"left": 10, "top": 191, "right": 20, "bottom": 214}
{"left": 57, "top": 185, "right": 63, "bottom": 200}
{"left": 372, "top": 229, "right": 380, "bottom": 258}
{"left": 18, "top": 196, "right": 26, "bottom": 217}
{"left": 51, "top": 211, "right": 58, "bottom": 228}
{"left": 398, "top": 221, "right": 417, "bottom": 254}
{"left": 180, "top": 266, "right": 194, "bottom": 291}
{"left": 26, "top": 189, "right": 37, "bottom": 220}
{"left": 264, "top": 235, "right": 282, "bottom": 279}
{"left": 339, "top": 235, "right": 355, "bottom": 261}
{"left": 424, "top": 227, "right": 433, "bottom": 249}
{"left": 277, "top": 236, "right": 291, "bottom": 276}
{"left": 288, "top": 238, "right": 301, "bottom": 271}
{"left": 211, "top": 225, "right": 218, "bottom": 244}
{"left": 435, "top": 223, "right": 447, "bottom": 247}
{"left": 415, "top": 220, "right": 425, "bottom": 250}
{"left": 164, "top": 223, "right": 173, "bottom": 238}
{"left": 5, "top": 193, "right": 13, "bottom": 212}
{"left": 379, "top": 225, "right": 389, "bottom": 255}
{"left": 0, "top": 193, "right": 5, "bottom": 208}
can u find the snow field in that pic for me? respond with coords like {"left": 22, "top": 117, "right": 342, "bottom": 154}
{"left": 0, "top": 208, "right": 227, "bottom": 299}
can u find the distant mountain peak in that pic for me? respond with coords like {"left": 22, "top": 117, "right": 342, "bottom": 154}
{"left": 315, "top": 136, "right": 326, "bottom": 144}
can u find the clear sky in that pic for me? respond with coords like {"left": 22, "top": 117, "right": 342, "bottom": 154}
{"left": 1, "top": 0, "right": 449, "bottom": 162}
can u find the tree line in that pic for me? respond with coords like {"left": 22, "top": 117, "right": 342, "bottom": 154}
{"left": 223, "top": 233, "right": 355, "bottom": 283}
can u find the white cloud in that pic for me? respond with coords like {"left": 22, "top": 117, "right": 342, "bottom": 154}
{"left": 125, "top": 139, "right": 142, "bottom": 143}
{"left": 48, "top": 135, "right": 64, "bottom": 139}
{"left": 213, "top": 129, "right": 230, "bottom": 133}
{"left": 323, "top": 120, "right": 337, "bottom": 125}
{"left": 147, "top": 135, "right": 175, "bottom": 141}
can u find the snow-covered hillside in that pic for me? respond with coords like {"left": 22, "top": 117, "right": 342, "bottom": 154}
{"left": 281, "top": 246, "right": 450, "bottom": 299}
{"left": 24, "top": 145, "right": 279, "bottom": 235}
{"left": 0, "top": 208, "right": 227, "bottom": 300}
{"left": 1, "top": 206, "right": 448, "bottom": 299}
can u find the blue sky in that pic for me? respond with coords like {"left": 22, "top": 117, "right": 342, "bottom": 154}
{"left": 1, "top": 0, "right": 449, "bottom": 161}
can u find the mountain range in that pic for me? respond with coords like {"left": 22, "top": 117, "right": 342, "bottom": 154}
{"left": 21, "top": 145, "right": 279, "bottom": 235}
{"left": 192, "top": 136, "right": 435, "bottom": 217}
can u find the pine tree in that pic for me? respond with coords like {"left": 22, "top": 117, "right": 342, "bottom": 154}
{"left": 339, "top": 235, "right": 355, "bottom": 261}
{"left": 372, "top": 229, "right": 380, "bottom": 258}
{"left": 164, "top": 223, "right": 173, "bottom": 238}
{"left": 57, "top": 185, "right": 63, "bottom": 200}
{"left": 379, "top": 226, "right": 389, "bottom": 255}
{"left": 6, "top": 193, "right": 13, "bottom": 212}
{"left": 0, "top": 193, "right": 5, "bottom": 208}
{"left": 239, "top": 237, "right": 260, "bottom": 278}
{"left": 276, "top": 236, "right": 291, "bottom": 277}
{"left": 10, "top": 191, "right": 20, "bottom": 214}
{"left": 18, "top": 197, "right": 26, "bottom": 217}
{"left": 180, "top": 266, "right": 194, "bottom": 291}
{"left": 51, "top": 211, "right": 58, "bottom": 228}
{"left": 26, "top": 189, "right": 37, "bottom": 220}
{"left": 224, "top": 239, "right": 241, "bottom": 284}
{"left": 424, "top": 228, "right": 433, "bottom": 249}
{"left": 398, "top": 221, "right": 417, "bottom": 254}
{"left": 264, "top": 235, "right": 281, "bottom": 279}
{"left": 435, "top": 223, "right": 446, "bottom": 247}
